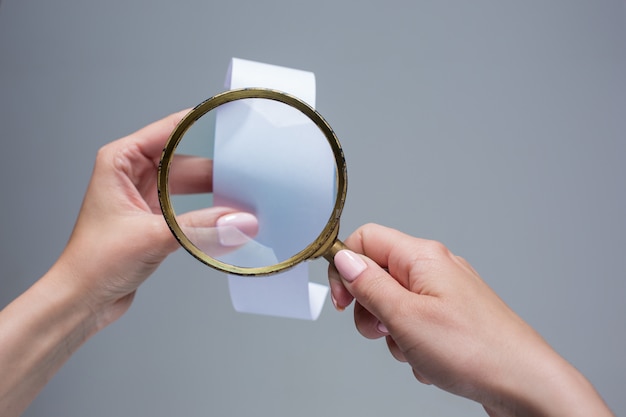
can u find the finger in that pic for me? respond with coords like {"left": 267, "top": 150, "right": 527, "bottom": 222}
{"left": 385, "top": 335, "right": 409, "bottom": 363}
{"left": 174, "top": 208, "right": 259, "bottom": 257}
{"left": 328, "top": 226, "right": 407, "bottom": 312}
{"left": 342, "top": 223, "right": 458, "bottom": 296}
{"left": 341, "top": 223, "right": 423, "bottom": 289}
{"left": 333, "top": 249, "right": 416, "bottom": 331}
{"left": 168, "top": 155, "right": 213, "bottom": 194}
{"left": 412, "top": 367, "right": 433, "bottom": 385}
{"left": 353, "top": 301, "right": 387, "bottom": 339}
{"left": 129, "top": 109, "right": 191, "bottom": 160}
{"left": 327, "top": 264, "right": 354, "bottom": 311}
{"left": 160, "top": 206, "right": 235, "bottom": 254}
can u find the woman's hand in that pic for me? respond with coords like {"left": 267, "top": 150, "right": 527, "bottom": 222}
{"left": 329, "top": 223, "right": 613, "bottom": 417}
{"left": 54, "top": 110, "right": 257, "bottom": 329}
{"left": 0, "top": 110, "right": 257, "bottom": 417}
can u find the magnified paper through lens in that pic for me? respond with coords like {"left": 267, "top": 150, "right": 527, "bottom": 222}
{"left": 168, "top": 97, "right": 337, "bottom": 270}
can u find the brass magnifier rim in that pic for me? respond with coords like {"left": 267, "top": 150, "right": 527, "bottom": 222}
{"left": 157, "top": 88, "right": 347, "bottom": 276}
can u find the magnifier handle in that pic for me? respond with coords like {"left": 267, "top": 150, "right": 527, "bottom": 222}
{"left": 322, "top": 239, "right": 349, "bottom": 265}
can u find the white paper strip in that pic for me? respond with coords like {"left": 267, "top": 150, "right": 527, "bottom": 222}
{"left": 214, "top": 57, "right": 331, "bottom": 320}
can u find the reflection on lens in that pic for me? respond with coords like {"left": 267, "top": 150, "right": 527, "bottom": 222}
{"left": 166, "top": 93, "right": 338, "bottom": 271}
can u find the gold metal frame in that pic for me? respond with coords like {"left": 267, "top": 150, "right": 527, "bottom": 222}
{"left": 157, "top": 88, "right": 348, "bottom": 276}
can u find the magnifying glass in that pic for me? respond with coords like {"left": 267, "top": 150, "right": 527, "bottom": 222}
{"left": 158, "top": 88, "right": 348, "bottom": 276}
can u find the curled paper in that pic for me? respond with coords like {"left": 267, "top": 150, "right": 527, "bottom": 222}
{"left": 213, "top": 58, "right": 333, "bottom": 320}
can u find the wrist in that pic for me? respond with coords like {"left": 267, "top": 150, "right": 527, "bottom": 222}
{"left": 52, "top": 240, "right": 140, "bottom": 331}
{"left": 485, "top": 339, "right": 613, "bottom": 417}
{"left": 525, "top": 356, "right": 613, "bottom": 417}
{"left": 36, "top": 262, "right": 102, "bottom": 337}
{"left": 46, "top": 253, "right": 127, "bottom": 333}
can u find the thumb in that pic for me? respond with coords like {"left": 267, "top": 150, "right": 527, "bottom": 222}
{"left": 166, "top": 208, "right": 259, "bottom": 256}
{"left": 333, "top": 249, "right": 410, "bottom": 325}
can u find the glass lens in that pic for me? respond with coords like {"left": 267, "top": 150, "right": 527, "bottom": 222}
{"left": 166, "top": 97, "right": 338, "bottom": 269}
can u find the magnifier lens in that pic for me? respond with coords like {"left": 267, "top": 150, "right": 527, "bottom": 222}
{"left": 162, "top": 91, "right": 343, "bottom": 274}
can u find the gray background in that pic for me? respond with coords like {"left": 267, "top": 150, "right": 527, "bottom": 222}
{"left": 1, "top": 1, "right": 624, "bottom": 416}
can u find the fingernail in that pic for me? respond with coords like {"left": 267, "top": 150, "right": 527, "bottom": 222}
{"left": 216, "top": 212, "right": 259, "bottom": 246}
{"left": 334, "top": 250, "right": 367, "bottom": 282}
{"left": 377, "top": 321, "right": 389, "bottom": 335}
{"left": 330, "top": 293, "right": 344, "bottom": 312}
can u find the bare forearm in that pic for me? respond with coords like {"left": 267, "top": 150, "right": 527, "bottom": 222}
{"left": 0, "top": 265, "right": 98, "bottom": 417}
{"left": 526, "top": 358, "right": 614, "bottom": 417}
{"left": 483, "top": 336, "right": 614, "bottom": 417}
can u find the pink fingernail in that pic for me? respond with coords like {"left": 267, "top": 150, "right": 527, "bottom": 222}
{"left": 216, "top": 212, "right": 259, "bottom": 246}
{"left": 334, "top": 250, "right": 367, "bottom": 282}
{"left": 377, "top": 321, "right": 389, "bottom": 335}
{"left": 330, "top": 293, "right": 343, "bottom": 312}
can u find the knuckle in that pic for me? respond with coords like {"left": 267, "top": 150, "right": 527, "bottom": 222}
{"left": 421, "top": 239, "right": 452, "bottom": 259}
